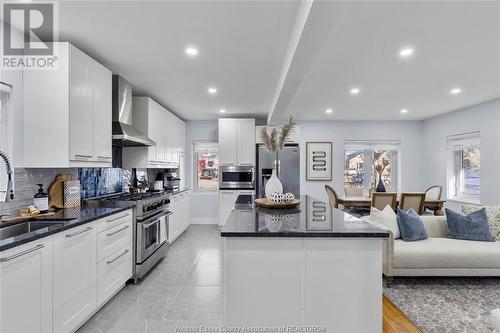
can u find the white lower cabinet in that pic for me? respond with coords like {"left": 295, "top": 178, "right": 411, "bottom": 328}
{"left": 1, "top": 209, "right": 133, "bottom": 333}
{"left": 96, "top": 213, "right": 133, "bottom": 307}
{"left": 97, "top": 246, "right": 132, "bottom": 307}
{"left": 0, "top": 237, "right": 53, "bottom": 333}
{"left": 218, "top": 190, "right": 255, "bottom": 227}
{"left": 53, "top": 224, "right": 97, "bottom": 333}
{"left": 168, "top": 190, "right": 192, "bottom": 244}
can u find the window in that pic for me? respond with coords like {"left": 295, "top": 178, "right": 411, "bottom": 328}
{"left": 344, "top": 141, "right": 400, "bottom": 192}
{"left": 193, "top": 142, "right": 219, "bottom": 191}
{"left": 447, "top": 132, "right": 480, "bottom": 203}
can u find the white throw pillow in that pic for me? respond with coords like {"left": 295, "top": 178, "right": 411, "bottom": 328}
{"left": 461, "top": 205, "right": 500, "bottom": 241}
{"left": 370, "top": 205, "right": 400, "bottom": 239}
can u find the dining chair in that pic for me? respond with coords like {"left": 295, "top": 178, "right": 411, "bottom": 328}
{"left": 325, "top": 185, "right": 339, "bottom": 208}
{"left": 344, "top": 187, "right": 363, "bottom": 197}
{"left": 425, "top": 185, "right": 443, "bottom": 201}
{"left": 400, "top": 192, "right": 426, "bottom": 214}
{"left": 371, "top": 192, "right": 397, "bottom": 211}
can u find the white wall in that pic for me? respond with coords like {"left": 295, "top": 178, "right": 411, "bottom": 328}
{"left": 186, "top": 120, "right": 219, "bottom": 223}
{"left": 421, "top": 98, "right": 500, "bottom": 209}
{"left": 297, "top": 120, "right": 423, "bottom": 203}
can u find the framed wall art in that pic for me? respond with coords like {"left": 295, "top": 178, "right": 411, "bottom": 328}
{"left": 306, "top": 142, "right": 333, "bottom": 181}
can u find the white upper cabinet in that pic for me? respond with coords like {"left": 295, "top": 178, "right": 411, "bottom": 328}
{"left": 219, "top": 118, "right": 239, "bottom": 165}
{"left": 21, "top": 43, "right": 112, "bottom": 167}
{"left": 219, "top": 118, "right": 255, "bottom": 166}
{"left": 92, "top": 58, "right": 113, "bottom": 162}
{"left": 238, "top": 119, "right": 256, "bottom": 165}
{"left": 122, "top": 97, "right": 186, "bottom": 168}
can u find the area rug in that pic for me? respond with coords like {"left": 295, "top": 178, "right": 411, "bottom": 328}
{"left": 383, "top": 277, "right": 500, "bottom": 333}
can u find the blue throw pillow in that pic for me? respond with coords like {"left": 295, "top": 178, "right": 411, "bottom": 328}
{"left": 445, "top": 208, "right": 493, "bottom": 242}
{"left": 397, "top": 208, "right": 428, "bottom": 241}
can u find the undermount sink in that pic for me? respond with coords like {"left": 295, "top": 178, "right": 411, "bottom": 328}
{"left": 0, "top": 221, "right": 65, "bottom": 241}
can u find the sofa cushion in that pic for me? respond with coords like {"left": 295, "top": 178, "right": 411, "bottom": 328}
{"left": 397, "top": 208, "right": 428, "bottom": 241}
{"left": 461, "top": 205, "right": 500, "bottom": 241}
{"left": 446, "top": 208, "right": 493, "bottom": 242}
{"left": 370, "top": 205, "right": 400, "bottom": 239}
{"left": 393, "top": 238, "right": 500, "bottom": 269}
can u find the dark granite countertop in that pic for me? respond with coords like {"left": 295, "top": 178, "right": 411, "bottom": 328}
{"left": 221, "top": 195, "right": 389, "bottom": 238}
{"left": 0, "top": 202, "right": 136, "bottom": 252}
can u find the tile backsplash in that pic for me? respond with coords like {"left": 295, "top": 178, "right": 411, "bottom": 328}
{"left": 79, "top": 168, "right": 123, "bottom": 199}
{"left": 0, "top": 168, "right": 78, "bottom": 214}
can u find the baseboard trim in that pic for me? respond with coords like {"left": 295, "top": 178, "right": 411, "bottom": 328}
{"left": 191, "top": 217, "right": 217, "bottom": 225}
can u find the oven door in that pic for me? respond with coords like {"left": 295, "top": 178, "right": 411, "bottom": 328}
{"left": 136, "top": 210, "right": 171, "bottom": 263}
{"left": 219, "top": 166, "right": 255, "bottom": 189}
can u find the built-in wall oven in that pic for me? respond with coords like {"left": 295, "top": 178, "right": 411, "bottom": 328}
{"left": 219, "top": 165, "right": 255, "bottom": 189}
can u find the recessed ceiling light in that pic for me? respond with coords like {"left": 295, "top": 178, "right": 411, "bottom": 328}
{"left": 208, "top": 87, "right": 217, "bottom": 95}
{"left": 450, "top": 88, "right": 462, "bottom": 95}
{"left": 350, "top": 87, "right": 360, "bottom": 95}
{"left": 219, "top": 109, "right": 226, "bottom": 113}
{"left": 185, "top": 47, "right": 198, "bottom": 56}
{"left": 398, "top": 47, "right": 414, "bottom": 58}
{"left": 325, "top": 108, "right": 333, "bottom": 114}
{"left": 400, "top": 109, "right": 408, "bottom": 114}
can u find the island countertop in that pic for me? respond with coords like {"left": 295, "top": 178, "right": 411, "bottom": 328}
{"left": 221, "top": 195, "right": 389, "bottom": 238}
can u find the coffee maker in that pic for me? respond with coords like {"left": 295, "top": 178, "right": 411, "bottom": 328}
{"left": 164, "top": 171, "right": 180, "bottom": 191}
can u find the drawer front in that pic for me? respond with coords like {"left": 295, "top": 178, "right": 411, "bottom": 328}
{"left": 97, "top": 222, "right": 132, "bottom": 262}
{"left": 96, "top": 210, "right": 132, "bottom": 233}
{"left": 97, "top": 244, "right": 132, "bottom": 307}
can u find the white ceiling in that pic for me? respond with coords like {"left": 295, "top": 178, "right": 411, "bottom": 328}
{"left": 58, "top": 1, "right": 299, "bottom": 120}
{"left": 58, "top": 1, "right": 500, "bottom": 122}
{"left": 283, "top": 1, "right": 500, "bottom": 121}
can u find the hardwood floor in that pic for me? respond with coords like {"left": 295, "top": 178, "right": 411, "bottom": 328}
{"left": 383, "top": 296, "right": 422, "bottom": 333}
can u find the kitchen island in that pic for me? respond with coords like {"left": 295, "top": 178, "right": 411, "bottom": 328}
{"left": 221, "top": 195, "right": 389, "bottom": 333}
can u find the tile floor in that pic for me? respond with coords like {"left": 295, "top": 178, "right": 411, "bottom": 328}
{"left": 78, "top": 225, "right": 224, "bottom": 333}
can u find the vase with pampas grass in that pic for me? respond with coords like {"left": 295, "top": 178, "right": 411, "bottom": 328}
{"left": 260, "top": 116, "right": 296, "bottom": 199}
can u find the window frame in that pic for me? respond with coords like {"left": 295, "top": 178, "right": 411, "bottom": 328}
{"left": 192, "top": 141, "right": 219, "bottom": 192}
{"left": 446, "top": 132, "right": 480, "bottom": 204}
{"left": 343, "top": 140, "right": 401, "bottom": 193}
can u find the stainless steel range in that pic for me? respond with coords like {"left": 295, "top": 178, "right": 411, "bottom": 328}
{"left": 100, "top": 191, "right": 171, "bottom": 282}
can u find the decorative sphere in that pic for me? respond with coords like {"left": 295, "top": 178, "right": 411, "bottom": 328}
{"left": 270, "top": 192, "right": 284, "bottom": 204}
{"left": 283, "top": 192, "right": 295, "bottom": 203}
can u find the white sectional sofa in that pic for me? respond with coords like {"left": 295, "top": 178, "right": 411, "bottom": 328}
{"left": 362, "top": 215, "right": 500, "bottom": 277}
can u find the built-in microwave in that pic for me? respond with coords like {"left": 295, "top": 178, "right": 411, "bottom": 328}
{"left": 219, "top": 165, "right": 255, "bottom": 190}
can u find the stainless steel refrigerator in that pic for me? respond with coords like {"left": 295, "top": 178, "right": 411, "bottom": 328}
{"left": 256, "top": 143, "right": 300, "bottom": 198}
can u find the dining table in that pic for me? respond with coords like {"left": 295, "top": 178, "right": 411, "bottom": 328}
{"left": 338, "top": 195, "right": 446, "bottom": 216}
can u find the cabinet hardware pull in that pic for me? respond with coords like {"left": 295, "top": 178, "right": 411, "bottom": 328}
{"left": 106, "top": 213, "right": 129, "bottom": 223}
{"left": 66, "top": 226, "right": 92, "bottom": 238}
{"left": 74, "top": 154, "right": 92, "bottom": 159}
{"left": 106, "top": 225, "right": 129, "bottom": 237}
{"left": 106, "top": 249, "right": 129, "bottom": 264}
{"left": 0, "top": 244, "right": 45, "bottom": 262}
{"left": 97, "top": 156, "right": 111, "bottom": 160}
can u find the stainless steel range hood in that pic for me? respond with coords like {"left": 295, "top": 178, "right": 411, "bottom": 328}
{"left": 112, "top": 75, "right": 156, "bottom": 147}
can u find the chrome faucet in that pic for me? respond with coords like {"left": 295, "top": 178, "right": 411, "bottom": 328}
{"left": 0, "top": 150, "right": 14, "bottom": 202}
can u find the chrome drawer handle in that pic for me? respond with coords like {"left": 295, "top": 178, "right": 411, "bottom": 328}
{"left": 74, "top": 154, "right": 92, "bottom": 159}
{"left": 106, "top": 249, "right": 129, "bottom": 264}
{"left": 106, "top": 225, "right": 129, "bottom": 237}
{"left": 97, "top": 156, "right": 111, "bottom": 160}
{"left": 66, "top": 226, "right": 92, "bottom": 238}
{"left": 0, "top": 244, "right": 45, "bottom": 262}
{"left": 106, "top": 213, "right": 129, "bottom": 223}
